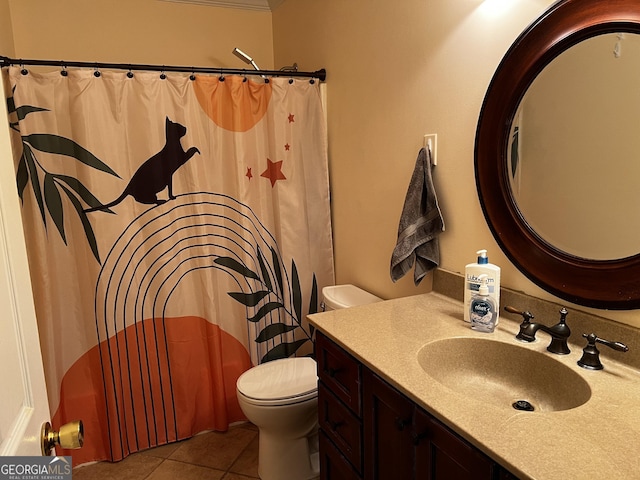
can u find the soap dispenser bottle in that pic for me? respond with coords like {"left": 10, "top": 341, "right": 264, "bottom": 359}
{"left": 464, "top": 249, "right": 501, "bottom": 323}
{"left": 470, "top": 275, "right": 497, "bottom": 333}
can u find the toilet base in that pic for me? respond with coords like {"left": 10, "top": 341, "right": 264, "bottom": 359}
{"left": 257, "top": 427, "right": 319, "bottom": 480}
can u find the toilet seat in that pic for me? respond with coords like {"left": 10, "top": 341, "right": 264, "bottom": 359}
{"left": 237, "top": 357, "right": 318, "bottom": 406}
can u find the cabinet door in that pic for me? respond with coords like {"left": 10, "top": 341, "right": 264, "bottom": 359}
{"left": 319, "top": 431, "right": 361, "bottom": 480}
{"left": 363, "top": 369, "right": 414, "bottom": 480}
{"left": 413, "top": 408, "right": 494, "bottom": 480}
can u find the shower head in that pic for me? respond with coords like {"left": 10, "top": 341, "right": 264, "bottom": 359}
{"left": 232, "top": 48, "right": 260, "bottom": 71}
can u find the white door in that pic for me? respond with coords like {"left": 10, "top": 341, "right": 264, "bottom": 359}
{"left": 0, "top": 87, "right": 51, "bottom": 456}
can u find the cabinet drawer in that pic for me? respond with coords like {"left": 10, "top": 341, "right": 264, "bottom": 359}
{"left": 319, "top": 382, "right": 362, "bottom": 473}
{"left": 316, "top": 332, "right": 361, "bottom": 414}
{"left": 319, "top": 430, "right": 361, "bottom": 480}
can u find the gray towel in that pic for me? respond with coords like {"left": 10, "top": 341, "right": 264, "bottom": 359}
{"left": 390, "top": 147, "right": 445, "bottom": 285}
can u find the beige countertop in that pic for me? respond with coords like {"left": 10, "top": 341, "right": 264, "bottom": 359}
{"left": 308, "top": 292, "right": 640, "bottom": 480}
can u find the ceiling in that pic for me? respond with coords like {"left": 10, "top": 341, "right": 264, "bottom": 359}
{"left": 159, "top": 0, "right": 285, "bottom": 11}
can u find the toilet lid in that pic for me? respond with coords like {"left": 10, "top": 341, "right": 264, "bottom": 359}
{"left": 237, "top": 357, "right": 318, "bottom": 403}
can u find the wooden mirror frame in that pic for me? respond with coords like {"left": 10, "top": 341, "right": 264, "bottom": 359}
{"left": 475, "top": 0, "right": 640, "bottom": 309}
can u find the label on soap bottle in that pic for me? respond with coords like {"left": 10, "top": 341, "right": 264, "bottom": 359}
{"left": 470, "top": 298, "right": 496, "bottom": 333}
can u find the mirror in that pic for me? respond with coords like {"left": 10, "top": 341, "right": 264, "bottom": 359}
{"left": 475, "top": 0, "right": 640, "bottom": 309}
{"left": 509, "top": 33, "right": 640, "bottom": 261}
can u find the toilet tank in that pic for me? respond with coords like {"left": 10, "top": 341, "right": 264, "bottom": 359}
{"left": 321, "top": 284, "right": 382, "bottom": 311}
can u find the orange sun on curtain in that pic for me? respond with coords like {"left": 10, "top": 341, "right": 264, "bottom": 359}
{"left": 193, "top": 75, "right": 272, "bottom": 132}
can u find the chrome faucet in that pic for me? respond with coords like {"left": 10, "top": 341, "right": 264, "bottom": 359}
{"left": 504, "top": 306, "right": 571, "bottom": 355}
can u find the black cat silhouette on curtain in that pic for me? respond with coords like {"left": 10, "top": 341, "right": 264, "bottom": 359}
{"left": 85, "top": 117, "right": 200, "bottom": 213}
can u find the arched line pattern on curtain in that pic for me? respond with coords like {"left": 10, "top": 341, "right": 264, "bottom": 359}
{"left": 93, "top": 192, "right": 316, "bottom": 459}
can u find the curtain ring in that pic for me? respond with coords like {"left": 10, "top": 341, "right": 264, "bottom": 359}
{"left": 219, "top": 68, "right": 225, "bottom": 82}
{"left": 127, "top": 67, "right": 134, "bottom": 78}
{"left": 309, "top": 78, "right": 315, "bottom": 85}
{"left": 242, "top": 72, "right": 248, "bottom": 83}
{"left": 264, "top": 77, "right": 270, "bottom": 84}
{"left": 60, "top": 64, "right": 68, "bottom": 77}
{"left": 189, "top": 69, "right": 196, "bottom": 81}
{"left": 288, "top": 78, "right": 294, "bottom": 85}
{"left": 160, "top": 67, "right": 166, "bottom": 80}
{"left": 94, "top": 64, "right": 101, "bottom": 77}
{"left": 20, "top": 64, "right": 28, "bottom": 75}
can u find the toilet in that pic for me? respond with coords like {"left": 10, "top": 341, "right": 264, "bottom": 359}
{"left": 236, "top": 284, "right": 382, "bottom": 480}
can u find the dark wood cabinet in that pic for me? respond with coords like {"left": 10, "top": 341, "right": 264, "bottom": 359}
{"left": 316, "top": 332, "right": 520, "bottom": 480}
{"left": 317, "top": 332, "right": 364, "bottom": 477}
{"left": 319, "top": 383, "right": 362, "bottom": 473}
{"left": 363, "top": 368, "right": 415, "bottom": 479}
{"left": 413, "top": 406, "right": 494, "bottom": 479}
{"left": 319, "top": 430, "right": 361, "bottom": 480}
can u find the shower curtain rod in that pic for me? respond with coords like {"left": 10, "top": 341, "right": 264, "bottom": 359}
{"left": 0, "top": 55, "right": 327, "bottom": 82}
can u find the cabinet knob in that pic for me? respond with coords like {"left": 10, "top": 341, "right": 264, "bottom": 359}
{"left": 329, "top": 419, "right": 344, "bottom": 431}
{"left": 327, "top": 366, "right": 342, "bottom": 378}
{"left": 412, "top": 431, "right": 429, "bottom": 446}
{"left": 395, "top": 417, "right": 410, "bottom": 431}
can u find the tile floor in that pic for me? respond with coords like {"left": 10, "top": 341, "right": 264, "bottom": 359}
{"left": 72, "top": 423, "right": 259, "bottom": 480}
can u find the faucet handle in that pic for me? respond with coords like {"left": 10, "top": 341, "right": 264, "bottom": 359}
{"left": 577, "top": 333, "right": 629, "bottom": 370}
{"left": 504, "top": 306, "right": 534, "bottom": 323}
{"left": 505, "top": 306, "right": 536, "bottom": 342}
{"left": 557, "top": 307, "right": 568, "bottom": 324}
{"left": 547, "top": 307, "right": 571, "bottom": 355}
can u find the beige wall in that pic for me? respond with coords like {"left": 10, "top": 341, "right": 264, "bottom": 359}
{"left": 0, "top": 0, "right": 15, "bottom": 56}
{"left": 272, "top": 0, "right": 640, "bottom": 328}
{"left": 7, "top": 0, "right": 274, "bottom": 69}
{"left": 272, "top": 0, "right": 554, "bottom": 298}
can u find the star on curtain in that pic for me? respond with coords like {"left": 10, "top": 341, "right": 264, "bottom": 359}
{"left": 261, "top": 158, "right": 286, "bottom": 187}
{"left": 288, "top": 113, "right": 295, "bottom": 123}
{"left": 246, "top": 167, "right": 253, "bottom": 180}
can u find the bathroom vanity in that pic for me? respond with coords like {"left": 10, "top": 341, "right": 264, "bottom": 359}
{"left": 316, "top": 331, "right": 514, "bottom": 479}
{"left": 308, "top": 293, "right": 640, "bottom": 480}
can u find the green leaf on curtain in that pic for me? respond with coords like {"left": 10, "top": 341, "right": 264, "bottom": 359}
{"left": 44, "top": 174, "right": 66, "bottom": 244}
{"left": 261, "top": 339, "right": 309, "bottom": 363}
{"left": 23, "top": 134, "right": 120, "bottom": 178}
{"left": 255, "top": 323, "right": 298, "bottom": 343}
{"left": 213, "top": 256, "right": 260, "bottom": 281}
{"left": 257, "top": 247, "right": 273, "bottom": 291}
{"left": 7, "top": 95, "right": 15, "bottom": 114}
{"left": 309, "top": 274, "right": 319, "bottom": 315}
{"left": 23, "top": 143, "right": 47, "bottom": 226}
{"left": 228, "top": 290, "right": 270, "bottom": 307}
{"left": 16, "top": 154, "right": 29, "bottom": 203}
{"left": 54, "top": 174, "right": 114, "bottom": 213}
{"left": 16, "top": 105, "right": 49, "bottom": 121}
{"left": 291, "top": 260, "right": 302, "bottom": 321}
{"left": 270, "top": 247, "right": 284, "bottom": 294}
{"left": 58, "top": 183, "right": 101, "bottom": 263}
{"left": 247, "top": 301, "right": 283, "bottom": 323}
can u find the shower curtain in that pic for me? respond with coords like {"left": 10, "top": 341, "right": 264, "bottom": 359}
{"left": 6, "top": 66, "right": 334, "bottom": 464}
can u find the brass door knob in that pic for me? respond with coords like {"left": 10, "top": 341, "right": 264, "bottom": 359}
{"left": 41, "top": 420, "right": 84, "bottom": 456}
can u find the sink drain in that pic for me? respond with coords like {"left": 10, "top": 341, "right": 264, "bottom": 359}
{"left": 512, "top": 400, "right": 535, "bottom": 412}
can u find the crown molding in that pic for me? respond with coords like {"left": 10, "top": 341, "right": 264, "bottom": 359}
{"left": 158, "top": 0, "right": 285, "bottom": 12}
